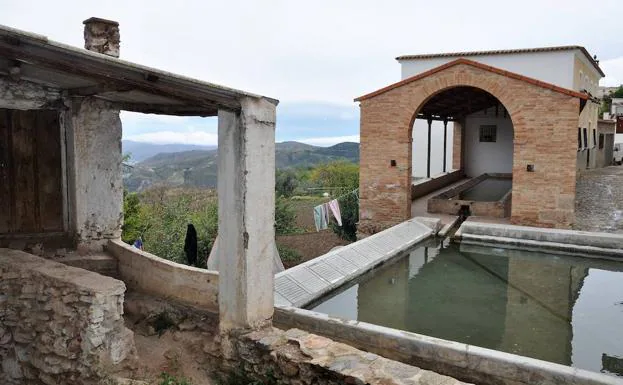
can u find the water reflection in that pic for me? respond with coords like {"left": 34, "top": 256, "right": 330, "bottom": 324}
{"left": 310, "top": 241, "right": 623, "bottom": 376}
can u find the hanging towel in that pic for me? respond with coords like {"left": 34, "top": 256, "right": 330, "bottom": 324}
{"left": 313, "top": 204, "right": 329, "bottom": 231}
{"left": 323, "top": 202, "right": 331, "bottom": 227}
{"left": 328, "top": 199, "right": 342, "bottom": 226}
{"left": 313, "top": 205, "right": 323, "bottom": 231}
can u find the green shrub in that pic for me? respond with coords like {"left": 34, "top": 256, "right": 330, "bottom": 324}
{"left": 330, "top": 192, "right": 359, "bottom": 242}
{"left": 159, "top": 372, "right": 192, "bottom": 385}
{"left": 277, "top": 245, "right": 302, "bottom": 265}
{"left": 275, "top": 197, "right": 302, "bottom": 235}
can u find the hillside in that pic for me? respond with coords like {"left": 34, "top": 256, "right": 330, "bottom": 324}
{"left": 123, "top": 141, "right": 359, "bottom": 191}
{"left": 122, "top": 140, "right": 216, "bottom": 163}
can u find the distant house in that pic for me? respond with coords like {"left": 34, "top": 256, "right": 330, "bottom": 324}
{"left": 356, "top": 46, "right": 605, "bottom": 233}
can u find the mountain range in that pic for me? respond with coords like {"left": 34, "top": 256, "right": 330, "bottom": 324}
{"left": 123, "top": 141, "right": 359, "bottom": 191}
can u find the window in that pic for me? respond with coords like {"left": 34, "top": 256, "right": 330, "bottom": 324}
{"left": 593, "top": 129, "right": 597, "bottom": 148}
{"left": 583, "top": 128, "right": 588, "bottom": 149}
{"left": 479, "top": 125, "right": 497, "bottom": 142}
{"left": 578, "top": 127, "right": 582, "bottom": 150}
{"left": 599, "top": 133, "right": 605, "bottom": 149}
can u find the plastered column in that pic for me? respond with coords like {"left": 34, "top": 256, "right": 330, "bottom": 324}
{"left": 217, "top": 97, "right": 277, "bottom": 332}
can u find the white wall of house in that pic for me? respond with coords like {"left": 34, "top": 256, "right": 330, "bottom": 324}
{"left": 464, "top": 107, "right": 513, "bottom": 177}
{"left": 399, "top": 50, "right": 576, "bottom": 90}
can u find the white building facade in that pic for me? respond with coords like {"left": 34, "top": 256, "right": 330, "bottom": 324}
{"left": 400, "top": 46, "right": 604, "bottom": 176}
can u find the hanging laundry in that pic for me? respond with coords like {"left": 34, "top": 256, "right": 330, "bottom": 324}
{"left": 323, "top": 202, "right": 331, "bottom": 227}
{"left": 328, "top": 199, "right": 342, "bottom": 226}
{"left": 313, "top": 204, "right": 328, "bottom": 231}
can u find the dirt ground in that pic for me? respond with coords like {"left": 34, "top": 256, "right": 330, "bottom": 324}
{"left": 117, "top": 292, "right": 219, "bottom": 384}
{"left": 278, "top": 197, "right": 352, "bottom": 267}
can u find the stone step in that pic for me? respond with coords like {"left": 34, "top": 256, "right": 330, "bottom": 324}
{"left": 54, "top": 253, "right": 119, "bottom": 279}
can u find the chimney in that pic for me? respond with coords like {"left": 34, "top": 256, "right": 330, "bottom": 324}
{"left": 83, "top": 17, "right": 120, "bottom": 58}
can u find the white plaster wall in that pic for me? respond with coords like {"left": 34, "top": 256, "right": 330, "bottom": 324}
{"left": 412, "top": 120, "right": 454, "bottom": 178}
{"left": 107, "top": 239, "right": 219, "bottom": 311}
{"left": 70, "top": 97, "right": 123, "bottom": 250}
{"left": 464, "top": 107, "right": 513, "bottom": 177}
{"left": 400, "top": 51, "right": 576, "bottom": 89}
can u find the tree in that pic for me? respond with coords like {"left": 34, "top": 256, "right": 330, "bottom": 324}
{"left": 275, "top": 169, "right": 299, "bottom": 198}
{"left": 612, "top": 86, "right": 623, "bottom": 99}
{"left": 310, "top": 161, "right": 359, "bottom": 191}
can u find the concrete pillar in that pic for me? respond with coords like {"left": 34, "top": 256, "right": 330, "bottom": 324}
{"left": 452, "top": 119, "right": 464, "bottom": 171}
{"left": 217, "top": 97, "right": 277, "bottom": 332}
{"left": 83, "top": 17, "right": 120, "bottom": 58}
{"left": 426, "top": 117, "right": 432, "bottom": 178}
{"left": 442, "top": 119, "right": 448, "bottom": 173}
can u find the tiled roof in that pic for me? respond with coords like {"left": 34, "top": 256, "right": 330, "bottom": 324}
{"left": 355, "top": 58, "right": 589, "bottom": 102}
{"left": 396, "top": 45, "right": 605, "bottom": 77}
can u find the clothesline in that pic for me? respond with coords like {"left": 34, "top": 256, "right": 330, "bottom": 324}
{"left": 312, "top": 188, "right": 359, "bottom": 232}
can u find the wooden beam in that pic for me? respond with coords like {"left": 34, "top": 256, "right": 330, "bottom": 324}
{"left": 111, "top": 101, "right": 217, "bottom": 117}
{"left": 67, "top": 83, "right": 134, "bottom": 96}
{"left": 0, "top": 42, "right": 241, "bottom": 111}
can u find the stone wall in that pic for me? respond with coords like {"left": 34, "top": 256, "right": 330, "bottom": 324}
{"left": 107, "top": 239, "right": 219, "bottom": 312}
{"left": 205, "top": 327, "right": 470, "bottom": 385}
{"left": 358, "top": 60, "right": 581, "bottom": 233}
{"left": 0, "top": 248, "right": 135, "bottom": 384}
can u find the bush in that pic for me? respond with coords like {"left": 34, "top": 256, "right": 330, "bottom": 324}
{"left": 275, "top": 169, "right": 298, "bottom": 198}
{"left": 275, "top": 197, "right": 302, "bottom": 235}
{"left": 330, "top": 192, "right": 359, "bottom": 241}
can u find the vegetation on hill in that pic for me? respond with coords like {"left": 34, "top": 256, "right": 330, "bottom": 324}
{"left": 122, "top": 160, "right": 360, "bottom": 266}
{"left": 123, "top": 141, "right": 359, "bottom": 192}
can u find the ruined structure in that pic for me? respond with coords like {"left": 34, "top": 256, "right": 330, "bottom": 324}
{"left": 0, "top": 18, "right": 472, "bottom": 385}
{"left": 0, "top": 17, "right": 279, "bottom": 382}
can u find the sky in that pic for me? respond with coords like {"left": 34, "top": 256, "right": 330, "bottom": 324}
{"left": 2, "top": 0, "right": 623, "bottom": 147}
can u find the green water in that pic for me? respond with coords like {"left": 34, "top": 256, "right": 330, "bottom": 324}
{"left": 309, "top": 241, "right": 623, "bottom": 377}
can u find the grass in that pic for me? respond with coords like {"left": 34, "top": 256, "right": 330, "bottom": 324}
{"left": 277, "top": 245, "right": 303, "bottom": 265}
{"left": 158, "top": 372, "right": 192, "bottom": 385}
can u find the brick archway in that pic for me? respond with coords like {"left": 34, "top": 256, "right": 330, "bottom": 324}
{"left": 356, "top": 59, "right": 585, "bottom": 234}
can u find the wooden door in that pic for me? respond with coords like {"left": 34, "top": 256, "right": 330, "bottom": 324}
{"left": 0, "top": 109, "right": 64, "bottom": 234}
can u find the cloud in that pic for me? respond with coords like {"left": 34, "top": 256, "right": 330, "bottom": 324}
{"left": 600, "top": 57, "right": 623, "bottom": 87}
{"left": 126, "top": 130, "right": 218, "bottom": 146}
{"left": 297, "top": 135, "right": 360, "bottom": 146}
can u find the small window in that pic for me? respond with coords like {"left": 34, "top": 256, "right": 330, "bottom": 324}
{"left": 479, "top": 125, "right": 497, "bottom": 142}
{"left": 599, "top": 133, "right": 604, "bottom": 149}
{"left": 578, "top": 127, "right": 582, "bottom": 150}
{"left": 593, "top": 129, "right": 597, "bottom": 148}
{"left": 583, "top": 128, "right": 588, "bottom": 149}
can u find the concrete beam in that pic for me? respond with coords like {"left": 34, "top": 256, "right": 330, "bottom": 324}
{"left": 217, "top": 97, "right": 277, "bottom": 332}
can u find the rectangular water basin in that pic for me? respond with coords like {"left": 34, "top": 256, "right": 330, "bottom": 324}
{"left": 307, "top": 241, "right": 623, "bottom": 378}
{"left": 427, "top": 173, "right": 512, "bottom": 218}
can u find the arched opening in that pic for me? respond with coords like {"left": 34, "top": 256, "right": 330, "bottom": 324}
{"left": 410, "top": 86, "right": 514, "bottom": 219}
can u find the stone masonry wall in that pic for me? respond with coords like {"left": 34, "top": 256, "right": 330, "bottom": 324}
{"left": 358, "top": 61, "right": 580, "bottom": 233}
{"left": 205, "top": 327, "right": 471, "bottom": 385}
{"left": 0, "top": 249, "right": 135, "bottom": 384}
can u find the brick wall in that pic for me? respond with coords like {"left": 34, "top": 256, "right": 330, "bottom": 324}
{"left": 358, "top": 61, "right": 580, "bottom": 232}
